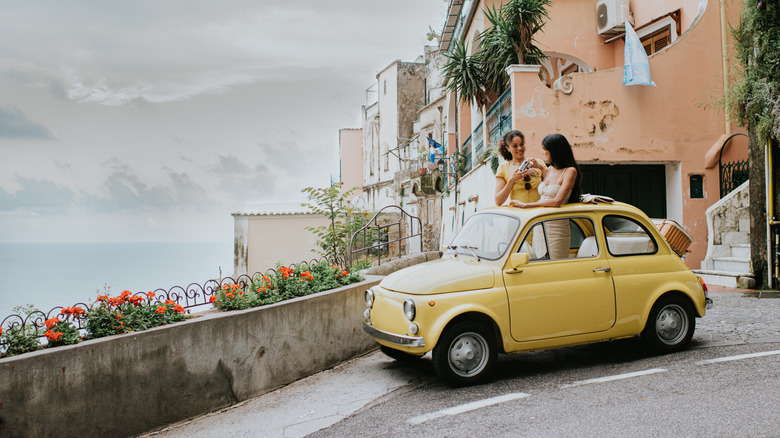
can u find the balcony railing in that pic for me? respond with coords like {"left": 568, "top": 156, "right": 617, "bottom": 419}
{"left": 486, "top": 89, "right": 512, "bottom": 149}
{"left": 473, "top": 122, "right": 484, "bottom": 162}
{"left": 461, "top": 135, "right": 472, "bottom": 173}
{"left": 720, "top": 159, "right": 749, "bottom": 198}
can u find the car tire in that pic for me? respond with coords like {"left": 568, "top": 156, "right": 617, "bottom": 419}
{"left": 380, "top": 345, "right": 423, "bottom": 362}
{"left": 642, "top": 295, "right": 695, "bottom": 353}
{"left": 433, "top": 320, "right": 497, "bottom": 386}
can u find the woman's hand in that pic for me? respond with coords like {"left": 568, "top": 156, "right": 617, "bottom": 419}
{"left": 508, "top": 200, "right": 526, "bottom": 208}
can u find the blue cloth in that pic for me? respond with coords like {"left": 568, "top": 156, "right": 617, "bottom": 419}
{"left": 426, "top": 137, "right": 444, "bottom": 163}
{"left": 623, "top": 21, "right": 656, "bottom": 86}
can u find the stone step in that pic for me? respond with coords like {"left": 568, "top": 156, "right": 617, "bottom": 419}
{"left": 731, "top": 244, "right": 751, "bottom": 259}
{"left": 712, "top": 256, "right": 751, "bottom": 273}
{"left": 693, "top": 269, "right": 755, "bottom": 289}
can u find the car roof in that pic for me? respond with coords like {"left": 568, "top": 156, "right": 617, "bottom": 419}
{"left": 479, "top": 201, "right": 652, "bottom": 222}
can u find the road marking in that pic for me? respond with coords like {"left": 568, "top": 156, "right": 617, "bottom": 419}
{"left": 560, "top": 368, "right": 667, "bottom": 389}
{"left": 695, "top": 349, "right": 780, "bottom": 365}
{"left": 407, "top": 392, "right": 531, "bottom": 425}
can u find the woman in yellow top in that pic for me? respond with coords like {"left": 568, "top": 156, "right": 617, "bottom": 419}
{"left": 494, "top": 130, "right": 547, "bottom": 206}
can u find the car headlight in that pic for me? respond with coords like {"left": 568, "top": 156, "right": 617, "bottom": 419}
{"left": 403, "top": 299, "right": 416, "bottom": 321}
{"left": 365, "top": 289, "right": 374, "bottom": 308}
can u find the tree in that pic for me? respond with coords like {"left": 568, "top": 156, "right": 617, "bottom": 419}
{"left": 729, "top": 0, "right": 780, "bottom": 288}
{"left": 442, "top": 0, "right": 551, "bottom": 106}
{"left": 301, "top": 183, "right": 370, "bottom": 268}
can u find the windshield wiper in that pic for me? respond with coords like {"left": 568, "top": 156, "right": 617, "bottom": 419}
{"left": 460, "top": 245, "right": 481, "bottom": 261}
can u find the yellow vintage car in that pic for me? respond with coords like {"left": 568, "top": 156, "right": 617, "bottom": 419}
{"left": 363, "top": 200, "right": 712, "bottom": 386}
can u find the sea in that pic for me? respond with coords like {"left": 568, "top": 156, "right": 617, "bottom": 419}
{"left": 0, "top": 242, "right": 234, "bottom": 319}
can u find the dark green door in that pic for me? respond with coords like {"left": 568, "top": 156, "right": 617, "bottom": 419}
{"left": 580, "top": 164, "right": 666, "bottom": 218}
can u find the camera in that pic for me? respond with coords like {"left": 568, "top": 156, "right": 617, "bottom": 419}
{"left": 518, "top": 160, "right": 531, "bottom": 171}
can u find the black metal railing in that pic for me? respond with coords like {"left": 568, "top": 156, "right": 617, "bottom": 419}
{"left": 720, "top": 159, "right": 749, "bottom": 198}
{"left": 0, "top": 258, "right": 332, "bottom": 346}
{"left": 486, "top": 89, "right": 512, "bottom": 148}
{"left": 348, "top": 205, "right": 423, "bottom": 268}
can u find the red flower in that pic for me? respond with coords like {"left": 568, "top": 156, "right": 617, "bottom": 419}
{"left": 301, "top": 271, "right": 314, "bottom": 281}
{"left": 45, "top": 330, "right": 63, "bottom": 341}
{"left": 209, "top": 296, "right": 217, "bottom": 303}
{"left": 155, "top": 306, "right": 167, "bottom": 314}
{"left": 45, "top": 317, "right": 60, "bottom": 329}
{"left": 342, "top": 270, "right": 349, "bottom": 277}
{"left": 0, "top": 326, "right": 3, "bottom": 336}
{"left": 331, "top": 264, "right": 339, "bottom": 270}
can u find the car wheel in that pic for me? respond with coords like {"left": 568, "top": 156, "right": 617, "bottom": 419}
{"left": 380, "top": 345, "right": 423, "bottom": 362}
{"left": 433, "top": 321, "right": 497, "bottom": 386}
{"left": 642, "top": 296, "right": 695, "bottom": 353}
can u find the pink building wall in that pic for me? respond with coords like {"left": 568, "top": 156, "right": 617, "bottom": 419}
{"left": 449, "top": 0, "right": 749, "bottom": 268}
{"left": 338, "top": 128, "right": 363, "bottom": 198}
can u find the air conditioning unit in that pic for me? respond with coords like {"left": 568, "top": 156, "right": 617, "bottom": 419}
{"left": 596, "top": 0, "right": 629, "bottom": 36}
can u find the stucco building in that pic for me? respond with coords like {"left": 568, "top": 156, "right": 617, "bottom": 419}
{"left": 438, "top": 0, "right": 749, "bottom": 280}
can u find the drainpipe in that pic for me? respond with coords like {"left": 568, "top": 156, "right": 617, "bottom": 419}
{"left": 767, "top": 141, "right": 777, "bottom": 289}
{"left": 720, "top": 0, "right": 731, "bottom": 136}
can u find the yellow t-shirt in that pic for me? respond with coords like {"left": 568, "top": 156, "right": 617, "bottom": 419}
{"left": 496, "top": 159, "right": 546, "bottom": 204}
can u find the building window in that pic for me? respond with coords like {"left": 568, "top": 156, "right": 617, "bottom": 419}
{"left": 690, "top": 175, "right": 704, "bottom": 199}
{"left": 641, "top": 26, "right": 672, "bottom": 56}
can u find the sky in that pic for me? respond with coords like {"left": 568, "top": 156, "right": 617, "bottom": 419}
{"left": 0, "top": 0, "right": 447, "bottom": 243}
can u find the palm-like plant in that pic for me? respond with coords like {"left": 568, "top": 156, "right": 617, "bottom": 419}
{"left": 442, "top": 39, "right": 491, "bottom": 107}
{"left": 443, "top": 0, "right": 551, "bottom": 105}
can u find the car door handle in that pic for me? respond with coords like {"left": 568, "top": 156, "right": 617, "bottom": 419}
{"left": 505, "top": 269, "right": 524, "bottom": 274}
{"left": 593, "top": 267, "right": 611, "bottom": 272}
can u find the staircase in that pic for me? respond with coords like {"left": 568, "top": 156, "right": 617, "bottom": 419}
{"left": 694, "top": 181, "right": 755, "bottom": 289}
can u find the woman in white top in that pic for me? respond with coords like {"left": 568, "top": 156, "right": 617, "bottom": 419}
{"left": 512, "top": 134, "right": 582, "bottom": 259}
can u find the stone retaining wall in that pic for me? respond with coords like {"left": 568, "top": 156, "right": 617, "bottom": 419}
{"left": 0, "top": 276, "right": 383, "bottom": 438}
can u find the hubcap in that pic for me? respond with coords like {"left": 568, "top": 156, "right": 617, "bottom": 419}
{"left": 655, "top": 304, "right": 688, "bottom": 345}
{"left": 448, "top": 332, "right": 488, "bottom": 377}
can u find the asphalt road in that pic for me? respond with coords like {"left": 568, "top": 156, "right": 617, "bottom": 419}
{"left": 146, "top": 291, "right": 780, "bottom": 438}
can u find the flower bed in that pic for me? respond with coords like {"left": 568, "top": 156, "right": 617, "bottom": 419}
{"left": 0, "top": 260, "right": 364, "bottom": 358}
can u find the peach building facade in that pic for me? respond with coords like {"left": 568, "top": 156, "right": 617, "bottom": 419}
{"left": 440, "top": 0, "right": 748, "bottom": 269}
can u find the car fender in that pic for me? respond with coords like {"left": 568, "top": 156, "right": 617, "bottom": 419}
{"left": 422, "top": 289, "right": 509, "bottom": 351}
{"left": 637, "top": 278, "right": 705, "bottom": 328}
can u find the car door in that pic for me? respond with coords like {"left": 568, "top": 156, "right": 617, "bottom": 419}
{"left": 504, "top": 214, "right": 616, "bottom": 342}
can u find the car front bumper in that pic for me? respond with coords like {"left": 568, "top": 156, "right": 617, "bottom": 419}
{"left": 363, "top": 321, "right": 426, "bottom": 348}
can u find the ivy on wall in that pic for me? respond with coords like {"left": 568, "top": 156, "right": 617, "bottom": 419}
{"left": 731, "top": 0, "right": 780, "bottom": 144}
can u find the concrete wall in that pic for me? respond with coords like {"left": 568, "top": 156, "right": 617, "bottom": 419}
{"left": 233, "top": 213, "right": 330, "bottom": 276}
{"left": 339, "top": 128, "right": 364, "bottom": 198}
{"left": 0, "top": 276, "right": 382, "bottom": 438}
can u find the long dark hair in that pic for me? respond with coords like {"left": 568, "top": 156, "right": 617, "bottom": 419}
{"left": 497, "top": 130, "right": 524, "bottom": 161}
{"left": 542, "top": 133, "right": 582, "bottom": 203}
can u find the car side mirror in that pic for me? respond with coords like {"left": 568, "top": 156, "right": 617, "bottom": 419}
{"left": 509, "top": 252, "right": 529, "bottom": 270}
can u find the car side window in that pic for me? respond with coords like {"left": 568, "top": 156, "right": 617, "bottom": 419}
{"left": 519, "top": 217, "right": 597, "bottom": 260}
{"left": 602, "top": 215, "right": 658, "bottom": 256}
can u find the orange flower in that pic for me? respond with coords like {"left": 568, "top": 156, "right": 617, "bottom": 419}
{"left": 258, "top": 287, "right": 267, "bottom": 292}
{"left": 60, "top": 307, "right": 71, "bottom": 316}
{"left": 165, "top": 299, "right": 175, "bottom": 305}
{"left": 45, "top": 330, "right": 63, "bottom": 341}
{"left": 331, "top": 264, "right": 339, "bottom": 270}
{"left": 45, "top": 317, "right": 60, "bottom": 329}
{"left": 342, "top": 270, "right": 349, "bottom": 277}
{"left": 0, "top": 326, "right": 3, "bottom": 336}
{"left": 73, "top": 307, "right": 86, "bottom": 316}
{"left": 230, "top": 284, "right": 240, "bottom": 290}
{"left": 221, "top": 284, "right": 230, "bottom": 290}
{"left": 155, "top": 306, "right": 167, "bottom": 314}
{"left": 301, "top": 271, "right": 313, "bottom": 281}
{"left": 97, "top": 295, "right": 108, "bottom": 302}
{"left": 116, "top": 313, "right": 123, "bottom": 320}
{"left": 120, "top": 290, "right": 132, "bottom": 301}
{"left": 174, "top": 305, "right": 185, "bottom": 314}
{"left": 146, "top": 291, "right": 156, "bottom": 299}
{"left": 262, "top": 276, "right": 271, "bottom": 282}
{"left": 209, "top": 296, "right": 217, "bottom": 303}
{"left": 225, "top": 292, "right": 234, "bottom": 299}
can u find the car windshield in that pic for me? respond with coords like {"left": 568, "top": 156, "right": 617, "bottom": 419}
{"left": 444, "top": 213, "right": 521, "bottom": 260}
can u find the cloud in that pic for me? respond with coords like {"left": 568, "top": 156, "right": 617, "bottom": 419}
{"left": 205, "top": 154, "right": 280, "bottom": 200}
{"left": 83, "top": 164, "right": 211, "bottom": 212}
{"left": 0, "top": 105, "right": 54, "bottom": 139}
{"left": 0, "top": 177, "right": 74, "bottom": 211}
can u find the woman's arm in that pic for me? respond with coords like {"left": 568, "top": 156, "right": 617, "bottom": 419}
{"left": 495, "top": 177, "right": 511, "bottom": 205}
{"left": 530, "top": 158, "right": 548, "bottom": 180}
{"left": 513, "top": 167, "right": 577, "bottom": 208}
